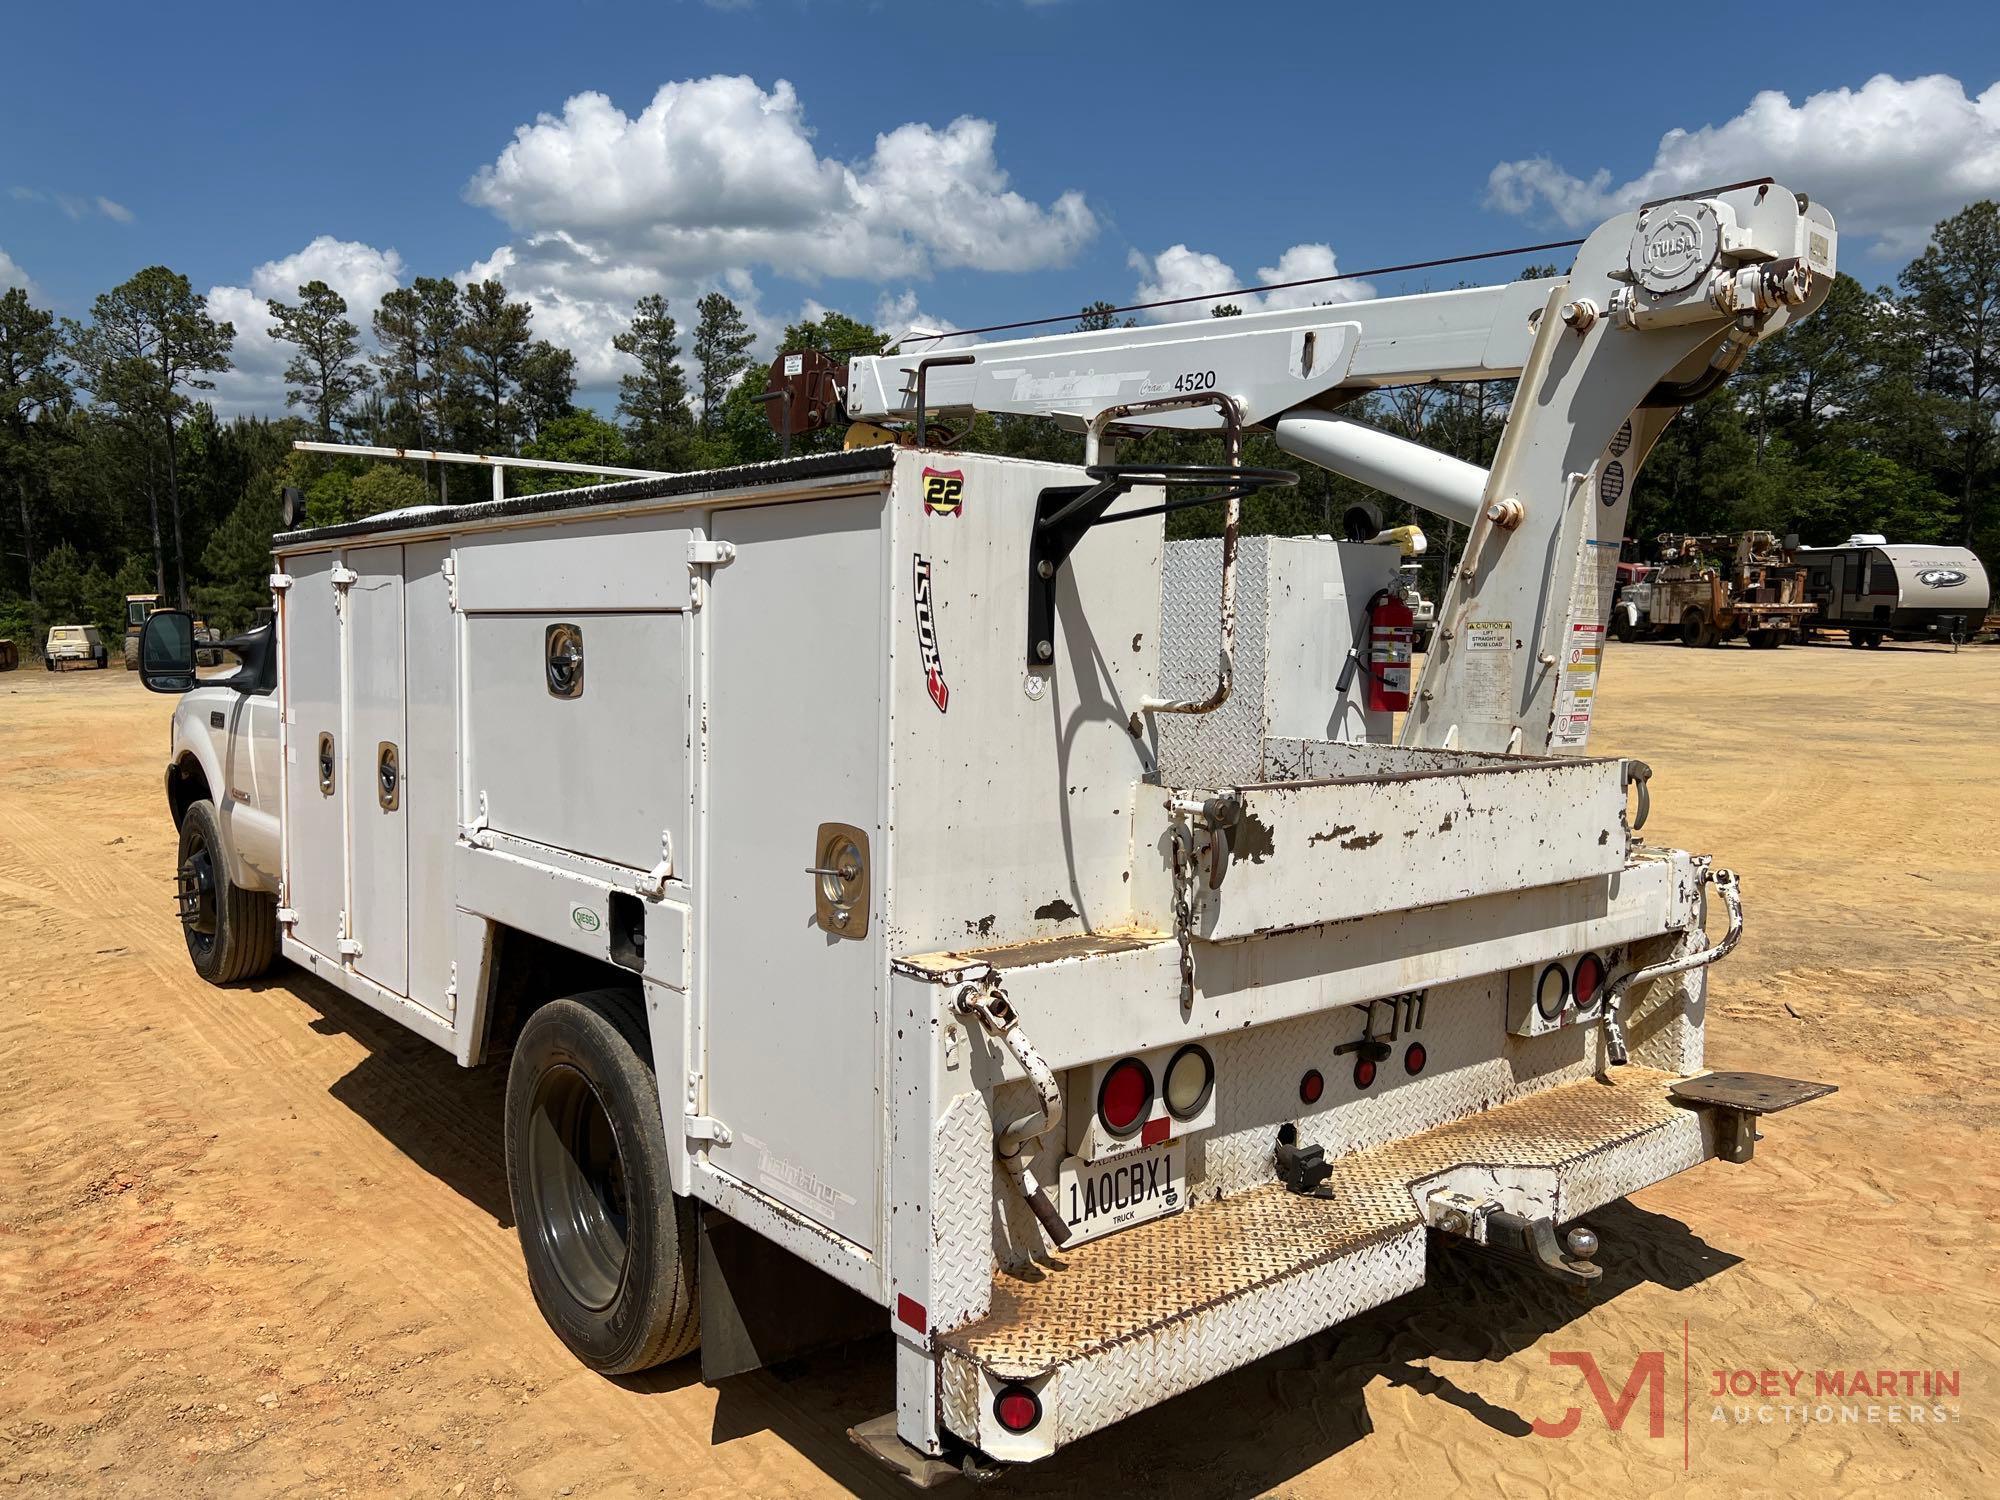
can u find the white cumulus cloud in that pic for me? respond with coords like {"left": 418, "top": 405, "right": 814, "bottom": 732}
{"left": 0, "top": 247, "right": 30, "bottom": 294}
{"left": 458, "top": 75, "right": 1093, "bottom": 390}
{"left": 204, "top": 237, "right": 407, "bottom": 416}
{"left": 1487, "top": 72, "right": 2000, "bottom": 256}
{"left": 465, "top": 75, "right": 1094, "bottom": 284}
{"left": 1127, "top": 241, "right": 1374, "bottom": 320}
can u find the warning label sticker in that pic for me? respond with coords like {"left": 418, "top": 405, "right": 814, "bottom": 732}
{"left": 1465, "top": 619, "right": 1513, "bottom": 722}
{"left": 1550, "top": 537, "right": 1621, "bottom": 751}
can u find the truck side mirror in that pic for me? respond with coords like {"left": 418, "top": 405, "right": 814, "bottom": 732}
{"left": 138, "top": 609, "right": 197, "bottom": 694}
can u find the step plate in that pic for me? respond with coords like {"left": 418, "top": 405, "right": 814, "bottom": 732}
{"left": 1667, "top": 1070, "right": 1837, "bottom": 1115}
{"left": 940, "top": 1067, "right": 1705, "bottom": 1455}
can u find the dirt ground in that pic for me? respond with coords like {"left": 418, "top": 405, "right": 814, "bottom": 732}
{"left": 2, "top": 639, "right": 1996, "bottom": 1499}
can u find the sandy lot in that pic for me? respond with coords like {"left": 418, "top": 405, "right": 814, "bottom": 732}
{"left": 2, "top": 640, "right": 1996, "bottom": 1498}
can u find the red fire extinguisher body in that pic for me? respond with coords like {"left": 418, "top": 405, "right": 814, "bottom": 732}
{"left": 1366, "top": 591, "right": 1414, "bottom": 713}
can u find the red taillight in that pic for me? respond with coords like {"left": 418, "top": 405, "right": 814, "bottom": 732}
{"left": 994, "top": 1384, "right": 1042, "bottom": 1433}
{"left": 1403, "top": 1042, "right": 1427, "bottom": 1075}
{"left": 1096, "top": 1058, "right": 1154, "bottom": 1138}
{"left": 1300, "top": 1069, "right": 1324, "bottom": 1104}
{"left": 1573, "top": 952, "right": 1605, "bottom": 1009}
{"left": 1353, "top": 1057, "right": 1376, "bottom": 1089}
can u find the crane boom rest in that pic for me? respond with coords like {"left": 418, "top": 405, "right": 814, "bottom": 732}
{"left": 845, "top": 179, "right": 1836, "bottom": 756}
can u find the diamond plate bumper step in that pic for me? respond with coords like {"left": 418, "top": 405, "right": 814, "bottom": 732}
{"left": 939, "top": 1067, "right": 1758, "bottom": 1454}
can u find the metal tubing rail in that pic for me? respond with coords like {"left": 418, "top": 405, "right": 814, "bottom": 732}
{"left": 292, "top": 441, "right": 671, "bottom": 503}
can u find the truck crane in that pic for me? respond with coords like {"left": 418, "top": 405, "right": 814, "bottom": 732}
{"left": 134, "top": 179, "right": 1837, "bottom": 1481}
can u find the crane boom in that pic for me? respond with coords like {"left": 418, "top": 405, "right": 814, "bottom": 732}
{"left": 842, "top": 180, "right": 1837, "bottom": 755}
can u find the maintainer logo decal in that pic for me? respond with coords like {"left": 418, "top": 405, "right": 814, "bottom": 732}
{"left": 912, "top": 554, "right": 949, "bottom": 713}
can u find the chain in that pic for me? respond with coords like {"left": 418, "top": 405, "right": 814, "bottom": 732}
{"left": 1168, "top": 822, "right": 1196, "bottom": 1015}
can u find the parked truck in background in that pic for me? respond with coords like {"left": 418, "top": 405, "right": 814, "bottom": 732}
{"left": 136, "top": 179, "right": 1838, "bottom": 1478}
{"left": 1613, "top": 531, "right": 1815, "bottom": 648}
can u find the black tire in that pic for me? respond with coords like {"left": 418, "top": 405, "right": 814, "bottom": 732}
{"left": 506, "top": 989, "right": 699, "bottom": 1374}
{"left": 124, "top": 637, "right": 139, "bottom": 670}
{"left": 176, "top": 799, "right": 279, "bottom": 983}
{"left": 1747, "top": 629, "right": 1778, "bottom": 650}
{"left": 1612, "top": 611, "right": 1638, "bottom": 644}
{"left": 1864, "top": 630, "right": 1883, "bottom": 649}
{"left": 45, "top": 657, "right": 55, "bottom": 672}
{"left": 1679, "top": 608, "right": 1712, "bottom": 648}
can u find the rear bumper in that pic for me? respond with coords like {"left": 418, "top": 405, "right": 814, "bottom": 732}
{"left": 939, "top": 1067, "right": 1715, "bottom": 1459}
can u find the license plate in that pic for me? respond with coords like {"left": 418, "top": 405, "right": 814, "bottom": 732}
{"left": 1056, "top": 1141, "right": 1184, "bottom": 1247}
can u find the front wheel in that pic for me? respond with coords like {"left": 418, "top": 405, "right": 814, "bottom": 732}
{"left": 506, "top": 990, "right": 699, "bottom": 1374}
{"left": 176, "top": 799, "right": 279, "bottom": 983}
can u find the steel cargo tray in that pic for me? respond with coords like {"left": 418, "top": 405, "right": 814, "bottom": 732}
{"left": 1183, "top": 742, "right": 1632, "bottom": 939}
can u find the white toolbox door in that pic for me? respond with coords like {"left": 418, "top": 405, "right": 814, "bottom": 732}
{"left": 346, "top": 544, "right": 409, "bottom": 997}
{"left": 280, "top": 553, "right": 344, "bottom": 962}
{"left": 703, "top": 495, "right": 885, "bottom": 1251}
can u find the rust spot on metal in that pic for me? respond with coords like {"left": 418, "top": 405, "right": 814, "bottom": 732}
{"left": 1033, "top": 897, "right": 1079, "bottom": 922}
{"left": 1307, "top": 824, "right": 1357, "bottom": 846}
{"left": 1437, "top": 812, "right": 1456, "bottom": 832}
{"left": 1236, "top": 813, "right": 1277, "bottom": 863}
{"left": 1340, "top": 831, "right": 1382, "bottom": 850}
{"left": 966, "top": 914, "right": 996, "bottom": 937}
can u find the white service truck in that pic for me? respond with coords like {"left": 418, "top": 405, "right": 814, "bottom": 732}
{"left": 140, "top": 180, "right": 1837, "bottom": 1479}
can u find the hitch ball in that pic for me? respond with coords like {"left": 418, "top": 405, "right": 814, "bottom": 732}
{"left": 1564, "top": 1226, "right": 1600, "bottom": 1262}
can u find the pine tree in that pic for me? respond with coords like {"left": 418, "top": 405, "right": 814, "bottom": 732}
{"left": 692, "top": 292, "right": 754, "bottom": 431}
{"left": 267, "top": 280, "right": 372, "bottom": 440}
{"left": 614, "top": 294, "right": 693, "bottom": 469}
{"left": 0, "top": 287, "right": 72, "bottom": 603}
{"left": 63, "top": 267, "right": 234, "bottom": 605}
{"left": 518, "top": 340, "right": 577, "bottom": 440}
{"left": 457, "top": 279, "right": 533, "bottom": 452}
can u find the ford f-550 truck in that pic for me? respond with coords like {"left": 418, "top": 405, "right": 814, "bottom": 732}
{"left": 139, "top": 181, "right": 1836, "bottom": 1479}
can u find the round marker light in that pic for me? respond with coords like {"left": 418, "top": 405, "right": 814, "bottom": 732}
{"left": 1573, "top": 952, "right": 1606, "bottom": 1012}
{"left": 1163, "top": 1044, "right": 1215, "bottom": 1120}
{"left": 1096, "top": 1057, "right": 1153, "bottom": 1138}
{"left": 1353, "top": 1057, "right": 1377, "bottom": 1089}
{"left": 1299, "top": 1068, "right": 1325, "bottom": 1105}
{"left": 994, "top": 1384, "right": 1042, "bottom": 1434}
{"left": 1404, "top": 1042, "right": 1427, "bottom": 1076}
{"left": 1536, "top": 961, "right": 1570, "bottom": 1021}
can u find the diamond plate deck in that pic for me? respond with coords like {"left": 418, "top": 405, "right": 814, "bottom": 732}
{"left": 943, "top": 1067, "right": 1696, "bottom": 1393}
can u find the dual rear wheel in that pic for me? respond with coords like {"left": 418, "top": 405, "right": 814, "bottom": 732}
{"left": 505, "top": 990, "right": 700, "bottom": 1373}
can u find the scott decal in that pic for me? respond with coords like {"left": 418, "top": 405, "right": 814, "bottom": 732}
{"left": 1916, "top": 567, "right": 1967, "bottom": 589}
{"left": 922, "top": 467, "right": 965, "bottom": 517}
{"left": 912, "top": 555, "right": 949, "bottom": 713}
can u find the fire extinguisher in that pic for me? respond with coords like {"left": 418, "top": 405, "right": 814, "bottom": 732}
{"left": 1364, "top": 589, "right": 1414, "bottom": 712}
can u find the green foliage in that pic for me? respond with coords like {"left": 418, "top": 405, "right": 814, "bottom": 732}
{"left": 693, "top": 293, "right": 754, "bottom": 431}
{"left": 514, "top": 411, "right": 632, "bottom": 494}
{"left": 194, "top": 482, "right": 284, "bottom": 631}
{"left": 615, "top": 294, "right": 694, "bottom": 470}
{"left": 267, "top": 280, "right": 371, "bottom": 440}
{"left": 457, "top": 279, "right": 533, "bottom": 451}
{"left": 518, "top": 340, "right": 577, "bottom": 440}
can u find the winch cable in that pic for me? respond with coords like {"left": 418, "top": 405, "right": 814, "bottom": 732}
{"left": 887, "top": 236, "right": 1590, "bottom": 348}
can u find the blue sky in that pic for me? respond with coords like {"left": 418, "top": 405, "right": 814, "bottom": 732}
{"left": 5, "top": 0, "right": 1999, "bottom": 415}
